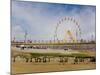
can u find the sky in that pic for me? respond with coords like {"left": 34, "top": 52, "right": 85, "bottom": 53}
{"left": 11, "top": 0, "right": 96, "bottom": 41}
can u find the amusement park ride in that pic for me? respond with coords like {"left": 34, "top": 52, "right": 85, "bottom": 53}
{"left": 54, "top": 16, "right": 82, "bottom": 44}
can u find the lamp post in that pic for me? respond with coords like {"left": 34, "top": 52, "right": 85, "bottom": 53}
{"left": 24, "top": 30, "right": 28, "bottom": 43}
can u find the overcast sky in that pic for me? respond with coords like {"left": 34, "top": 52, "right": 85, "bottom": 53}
{"left": 11, "top": 0, "right": 96, "bottom": 41}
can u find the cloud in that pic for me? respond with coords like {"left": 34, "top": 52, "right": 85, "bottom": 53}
{"left": 11, "top": 0, "right": 96, "bottom": 41}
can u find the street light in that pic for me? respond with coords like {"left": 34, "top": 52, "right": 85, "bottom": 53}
{"left": 24, "top": 30, "right": 28, "bottom": 43}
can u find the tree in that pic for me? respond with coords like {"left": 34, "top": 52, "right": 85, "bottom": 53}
{"left": 80, "top": 39, "right": 84, "bottom": 43}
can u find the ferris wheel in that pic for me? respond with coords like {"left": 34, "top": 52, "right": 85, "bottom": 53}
{"left": 54, "top": 16, "right": 82, "bottom": 43}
